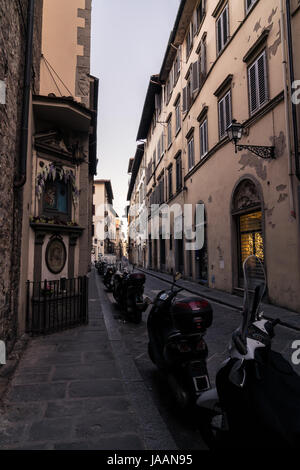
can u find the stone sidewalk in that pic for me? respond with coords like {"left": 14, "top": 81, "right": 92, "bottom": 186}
{"left": 138, "top": 267, "right": 300, "bottom": 331}
{"left": 0, "top": 270, "right": 172, "bottom": 451}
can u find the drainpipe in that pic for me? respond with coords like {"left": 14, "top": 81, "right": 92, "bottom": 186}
{"left": 14, "top": 0, "right": 35, "bottom": 189}
{"left": 285, "top": 0, "right": 300, "bottom": 181}
{"left": 280, "top": 0, "right": 296, "bottom": 218}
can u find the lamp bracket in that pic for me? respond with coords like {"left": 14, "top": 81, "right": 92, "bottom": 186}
{"left": 235, "top": 144, "right": 275, "bottom": 159}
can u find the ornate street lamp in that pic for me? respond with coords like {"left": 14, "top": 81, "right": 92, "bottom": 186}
{"left": 227, "top": 119, "right": 275, "bottom": 159}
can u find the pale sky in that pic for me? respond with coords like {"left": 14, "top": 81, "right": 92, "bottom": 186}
{"left": 91, "top": 0, "right": 180, "bottom": 224}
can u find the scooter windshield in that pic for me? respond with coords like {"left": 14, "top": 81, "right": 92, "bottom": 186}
{"left": 242, "top": 255, "right": 266, "bottom": 332}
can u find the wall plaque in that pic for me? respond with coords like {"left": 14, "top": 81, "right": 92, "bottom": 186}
{"left": 45, "top": 238, "right": 66, "bottom": 274}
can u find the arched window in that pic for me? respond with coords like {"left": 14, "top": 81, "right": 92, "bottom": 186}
{"left": 232, "top": 179, "right": 264, "bottom": 286}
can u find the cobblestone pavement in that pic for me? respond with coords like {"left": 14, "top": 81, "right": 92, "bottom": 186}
{"left": 0, "top": 270, "right": 176, "bottom": 450}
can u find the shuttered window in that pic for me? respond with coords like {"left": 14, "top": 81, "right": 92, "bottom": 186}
{"left": 218, "top": 90, "right": 232, "bottom": 139}
{"left": 182, "top": 87, "right": 187, "bottom": 114}
{"left": 167, "top": 116, "right": 172, "bottom": 148}
{"left": 248, "top": 50, "right": 268, "bottom": 115}
{"left": 176, "top": 153, "right": 182, "bottom": 191}
{"left": 188, "top": 136, "right": 195, "bottom": 170}
{"left": 216, "top": 4, "right": 229, "bottom": 55}
{"left": 198, "top": 40, "right": 207, "bottom": 88}
{"left": 175, "top": 97, "right": 181, "bottom": 133}
{"left": 168, "top": 166, "right": 173, "bottom": 199}
{"left": 200, "top": 119, "right": 208, "bottom": 158}
{"left": 192, "top": 61, "right": 199, "bottom": 93}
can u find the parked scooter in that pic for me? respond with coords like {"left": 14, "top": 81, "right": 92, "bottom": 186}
{"left": 97, "top": 260, "right": 107, "bottom": 276}
{"left": 113, "top": 265, "right": 148, "bottom": 324}
{"left": 147, "top": 272, "right": 213, "bottom": 409}
{"left": 196, "top": 255, "right": 300, "bottom": 449}
{"left": 103, "top": 264, "right": 116, "bottom": 291}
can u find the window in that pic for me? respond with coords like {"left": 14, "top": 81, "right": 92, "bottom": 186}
{"left": 153, "top": 151, "right": 156, "bottom": 172}
{"left": 176, "top": 153, "right": 182, "bottom": 191}
{"left": 248, "top": 50, "right": 268, "bottom": 116}
{"left": 165, "top": 75, "right": 173, "bottom": 104}
{"left": 245, "top": 0, "right": 258, "bottom": 14}
{"left": 218, "top": 90, "right": 232, "bottom": 139}
{"left": 200, "top": 119, "right": 208, "bottom": 158}
{"left": 160, "top": 132, "right": 165, "bottom": 160}
{"left": 216, "top": 4, "right": 229, "bottom": 55}
{"left": 196, "top": 0, "right": 206, "bottom": 31}
{"left": 175, "top": 97, "right": 181, "bottom": 133}
{"left": 198, "top": 40, "right": 207, "bottom": 88}
{"left": 183, "top": 70, "right": 192, "bottom": 114}
{"left": 92, "top": 204, "right": 95, "bottom": 216}
{"left": 186, "top": 23, "right": 194, "bottom": 60}
{"left": 43, "top": 180, "right": 69, "bottom": 217}
{"left": 168, "top": 165, "right": 173, "bottom": 199}
{"left": 155, "top": 92, "right": 162, "bottom": 118}
{"left": 167, "top": 116, "right": 172, "bottom": 148}
{"left": 157, "top": 175, "right": 165, "bottom": 204}
{"left": 173, "top": 48, "right": 181, "bottom": 85}
{"left": 187, "top": 136, "right": 195, "bottom": 170}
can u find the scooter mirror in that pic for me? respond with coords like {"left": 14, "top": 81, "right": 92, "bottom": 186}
{"left": 174, "top": 272, "right": 182, "bottom": 282}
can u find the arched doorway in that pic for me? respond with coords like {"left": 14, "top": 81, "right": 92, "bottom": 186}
{"left": 232, "top": 179, "right": 265, "bottom": 288}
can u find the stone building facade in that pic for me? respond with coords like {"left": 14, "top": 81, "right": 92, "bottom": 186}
{"left": 0, "top": 0, "right": 98, "bottom": 347}
{"left": 128, "top": 0, "right": 300, "bottom": 312}
{"left": 0, "top": 0, "right": 43, "bottom": 350}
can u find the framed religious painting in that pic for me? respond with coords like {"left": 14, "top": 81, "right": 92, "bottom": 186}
{"left": 45, "top": 237, "right": 67, "bottom": 274}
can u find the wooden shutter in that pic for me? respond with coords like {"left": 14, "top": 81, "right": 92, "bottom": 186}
{"left": 222, "top": 5, "right": 229, "bottom": 47}
{"left": 257, "top": 51, "right": 268, "bottom": 106}
{"left": 248, "top": 61, "right": 257, "bottom": 114}
{"left": 217, "top": 15, "right": 222, "bottom": 54}
{"left": 182, "top": 86, "right": 187, "bottom": 113}
{"left": 192, "top": 61, "right": 199, "bottom": 93}
{"left": 161, "top": 132, "right": 164, "bottom": 156}
{"left": 218, "top": 98, "right": 225, "bottom": 138}
{"left": 225, "top": 91, "right": 231, "bottom": 130}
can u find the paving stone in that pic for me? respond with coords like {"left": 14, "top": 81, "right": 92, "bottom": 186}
{"left": 13, "top": 373, "right": 50, "bottom": 386}
{"left": 28, "top": 418, "right": 73, "bottom": 442}
{"left": 69, "top": 379, "right": 125, "bottom": 399}
{"left": 0, "top": 421, "right": 26, "bottom": 447}
{"left": 45, "top": 400, "right": 85, "bottom": 419}
{"left": 57, "top": 338, "right": 108, "bottom": 352}
{"left": 54, "top": 434, "right": 145, "bottom": 450}
{"left": 8, "top": 382, "right": 67, "bottom": 402}
{"left": 52, "top": 363, "right": 121, "bottom": 381}
{"left": 1, "top": 403, "right": 46, "bottom": 423}
{"left": 33, "top": 353, "right": 82, "bottom": 365}
{"left": 73, "top": 411, "right": 138, "bottom": 439}
{"left": 83, "top": 396, "right": 133, "bottom": 414}
{"left": 82, "top": 349, "right": 114, "bottom": 363}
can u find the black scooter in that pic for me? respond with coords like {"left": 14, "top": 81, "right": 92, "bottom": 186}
{"left": 147, "top": 273, "right": 213, "bottom": 409}
{"left": 103, "top": 264, "right": 116, "bottom": 291}
{"left": 196, "top": 255, "right": 300, "bottom": 449}
{"left": 113, "top": 266, "right": 148, "bottom": 324}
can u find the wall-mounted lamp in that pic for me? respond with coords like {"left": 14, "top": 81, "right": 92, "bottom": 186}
{"left": 227, "top": 120, "right": 275, "bottom": 159}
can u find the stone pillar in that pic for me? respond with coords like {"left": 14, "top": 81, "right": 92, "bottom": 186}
{"left": 34, "top": 232, "right": 46, "bottom": 282}
{"left": 68, "top": 234, "right": 79, "bottom": 279}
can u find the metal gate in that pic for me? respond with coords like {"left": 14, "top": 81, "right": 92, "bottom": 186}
{"left": 26, "top": 277, "right": 89, "bottom": 336}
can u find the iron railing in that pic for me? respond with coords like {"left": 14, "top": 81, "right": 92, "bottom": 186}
{"left": 26, "top": 277, "right": 89, "bottom": 335}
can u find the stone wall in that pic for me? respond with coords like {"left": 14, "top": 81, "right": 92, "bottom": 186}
{"left": 0, "top": 0, "right": 43, "bottom": 350}
{"left": 76, "top": 0, "right": 91, "bottom": 107}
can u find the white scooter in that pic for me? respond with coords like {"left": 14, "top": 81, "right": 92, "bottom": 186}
{"left": 197, "top": 255, "right": 300, "bottom": 449}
